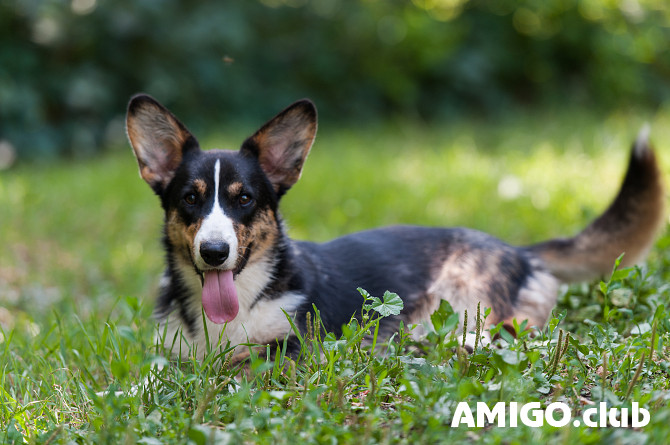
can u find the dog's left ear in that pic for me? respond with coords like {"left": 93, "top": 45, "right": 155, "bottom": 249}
{"left": 241, "top": 99, "right": 317, "bottom": 196}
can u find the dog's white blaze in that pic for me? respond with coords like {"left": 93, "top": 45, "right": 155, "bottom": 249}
{"left": 193, "top": 159, "right": 238, "bottom": 270}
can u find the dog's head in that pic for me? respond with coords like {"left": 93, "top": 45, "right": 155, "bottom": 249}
{"left": 126, "top": 95, "right": 317, "bottom": 324}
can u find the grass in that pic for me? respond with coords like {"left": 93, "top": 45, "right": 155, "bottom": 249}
{"left": 1, "top": 105, "right": 670, "bottom": 443}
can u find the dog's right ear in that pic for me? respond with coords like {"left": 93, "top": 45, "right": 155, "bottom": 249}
{"left": 126, "top": 94, "right": 198, "bottom": 194}
{"left": 240, "top": 99, "right": 317, "bottom": 197}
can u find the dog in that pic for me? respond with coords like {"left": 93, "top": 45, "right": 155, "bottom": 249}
{"left": 126, "top": 94, "right": 665, "bottom": 359}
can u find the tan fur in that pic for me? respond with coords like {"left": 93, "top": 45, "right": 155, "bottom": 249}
{"left": 166, "top": 209, "right": 202, "bottom": 263}
{"left": 235, "top": 209, "right": 280, "bottom": 266}
{"left": 193, "top": 179, "right": 207, "bottom": 196}
{"left": 227, "top": 181, "right": 244, "bottom": 196}
{"left": 420, "top": 252, "right": 511, "bottom": 328}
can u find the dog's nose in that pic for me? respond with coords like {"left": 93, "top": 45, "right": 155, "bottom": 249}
{"left": 199, "top": 241, "right": 230, "bottom": 267}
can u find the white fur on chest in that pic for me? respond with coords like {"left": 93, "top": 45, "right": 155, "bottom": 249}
{"left": 158, "top": 258, "right": 305, "bottom": 359}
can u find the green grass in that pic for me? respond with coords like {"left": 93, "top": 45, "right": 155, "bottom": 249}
{"left": 1, "top": 105, "right": 670, "bottom": 443}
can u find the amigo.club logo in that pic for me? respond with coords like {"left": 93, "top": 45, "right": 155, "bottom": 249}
{"left": 450, "top": 402, "right": 650, "bottom": 428}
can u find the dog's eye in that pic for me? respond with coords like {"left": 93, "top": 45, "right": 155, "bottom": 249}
{"left": 183, "top": 193, "right": 197, "bottom": 206}
{"left": 239, "top": 194, "right": 253, "bottom": 207}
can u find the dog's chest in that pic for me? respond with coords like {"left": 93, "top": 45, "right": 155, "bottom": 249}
{"left": 159, "top": 258, "right": 305, "bottom": 358}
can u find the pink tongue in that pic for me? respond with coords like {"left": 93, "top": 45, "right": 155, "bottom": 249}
{"left": 202, "top": 270, "right": 239, "bottom": 324}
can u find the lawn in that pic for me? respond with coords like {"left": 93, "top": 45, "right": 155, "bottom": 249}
{"left": 2, "top": 105, "right": 670, "bottom": 443}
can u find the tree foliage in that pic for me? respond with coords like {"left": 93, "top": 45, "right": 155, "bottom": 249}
{"left": 1, "top": 0, "right": 669, "bottom": 159}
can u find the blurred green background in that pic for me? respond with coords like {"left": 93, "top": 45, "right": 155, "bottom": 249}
{"left": 1, "top": 0, "right": 669, "bottom": 161}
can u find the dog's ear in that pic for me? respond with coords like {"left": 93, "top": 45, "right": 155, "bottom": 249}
{"left": 240, "top": 99, "right": 317, "bottom": 196}
{"left": 126, "top": 94, "right": 199, "bottom": 194}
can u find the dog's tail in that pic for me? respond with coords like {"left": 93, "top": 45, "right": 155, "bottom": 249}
{"left": 527, "top": 126, "right": 665, "bottom": 283}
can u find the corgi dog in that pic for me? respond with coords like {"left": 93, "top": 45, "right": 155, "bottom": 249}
{"left": 126, "top": 94, "right": 665, "bottom": 359}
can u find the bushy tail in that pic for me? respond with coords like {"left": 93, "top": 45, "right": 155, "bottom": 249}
{"left": 527, "top": 127, "right": 665, "bottom": 283}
